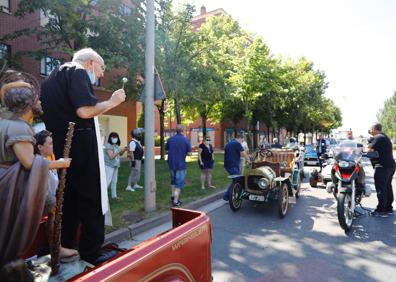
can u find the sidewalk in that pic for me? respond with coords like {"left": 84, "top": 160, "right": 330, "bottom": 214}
{"left": 104, "top": 189, "right": 226, "bottom": 244}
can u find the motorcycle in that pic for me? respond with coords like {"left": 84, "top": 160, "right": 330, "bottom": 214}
{"left": 325, "top": 140, "right": 377, "bottom": 232}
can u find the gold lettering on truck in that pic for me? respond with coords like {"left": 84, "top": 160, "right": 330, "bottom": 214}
{"left": 172, "top": 225, "right": 208, "bottom": 251}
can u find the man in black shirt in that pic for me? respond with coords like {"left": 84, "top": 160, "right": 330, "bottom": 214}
{"left": 368, "top": 123, "right": 395, "bottom": 215}
{"left": 317, "top": 134, "right": 327, "bottom": 172}
{"left": 41, "top": 48, "right": 126, "bottom": 264}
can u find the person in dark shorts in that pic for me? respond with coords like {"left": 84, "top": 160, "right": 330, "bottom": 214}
{"left": 198, "top": 136, "right": 216, "bottom": 190}
{"left": 165, "top": 124, "right": 192, "bottom": 207}
{"left": 368, "top": 123, "right": 395, "bottom": 216}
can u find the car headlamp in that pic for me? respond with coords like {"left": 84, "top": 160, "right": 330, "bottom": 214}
{"left": 258, "top": 178, "right": 269, "bottom": 189}
{"left": 338, "top": 161, "right": 349, "bottom": 168}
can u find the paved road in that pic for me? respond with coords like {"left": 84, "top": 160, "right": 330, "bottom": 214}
{"left": 119, "top": 160, "right": 396, "bottom": 282}
{"left": 211, "top": 161, "right": 396, "bottom": 282}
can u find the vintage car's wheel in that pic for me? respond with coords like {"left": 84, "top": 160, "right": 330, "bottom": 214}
{"left": 278, "top": 183, "right": 289, "bottom": 218}
{"left": 229, "top": 182, "right": 243, "bottom": 212}
{"left": 337, "top": 192, "right": 353, "bottom": 232}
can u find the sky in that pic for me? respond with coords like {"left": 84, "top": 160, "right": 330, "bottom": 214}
{"left": 174, "top": 0, "right": 396, "bottom": 136}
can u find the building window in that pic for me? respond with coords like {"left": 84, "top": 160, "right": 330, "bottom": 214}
{"left": 0, "top": 0, "right": 10, "bottom": 13}
{"left": 120, "top": 3, "right": 132, "bottom": 16}
{"left": 0, "top": 43, "right": 10, "bottom": 60}
{"left": 40, "top": 56, "right": 61, "bottom": 76}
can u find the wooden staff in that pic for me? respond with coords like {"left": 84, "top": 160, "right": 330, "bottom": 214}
{"left": 50, "top": 122, "right": 75, "bottom": 275}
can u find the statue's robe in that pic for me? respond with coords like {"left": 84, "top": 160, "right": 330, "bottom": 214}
{"left": 0, "top": 156, "right": 48, "bottom": 267}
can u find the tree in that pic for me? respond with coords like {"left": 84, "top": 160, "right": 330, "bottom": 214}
{"left": 378, "top": 91, "right": 396, "bottom": 139}
{"left": 155, "top": 3, "right": 197, "bottom": 124}
{"left": 236, "top": 37, "right": 277, "bottom": 144}
{"left": 2, "top": 0, "right": 146, "bottom": 96}
{"left": 182, "top": 15, "right": 247, "bottom": 136}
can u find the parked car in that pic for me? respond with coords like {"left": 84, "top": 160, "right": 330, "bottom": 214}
{"left": 304, "top": 144, "right": 320, "bottom": 166}
{"left": 326, "top": 138, "right": 337, "bottom": 158}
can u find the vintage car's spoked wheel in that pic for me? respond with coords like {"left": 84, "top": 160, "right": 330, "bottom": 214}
{"left": 278, "top": 183, "right": 289, "bottom": 218}
{"left": 259, "top": 149, "right": 273, "bottom": 159}
{"left": 337, "top": 193, "right": 353, "bottom": 232}
{"left": 229, "top": 182, "right": 243, "bottom": 212}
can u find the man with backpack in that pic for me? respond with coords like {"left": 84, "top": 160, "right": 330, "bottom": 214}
{"left": 126, "top": 128, "right": 144, "bottom": 192}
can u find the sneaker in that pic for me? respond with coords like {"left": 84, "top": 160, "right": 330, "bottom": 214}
{"left": 370, "top": 209, "right": 387, "bottom": 217}
{"left": 125, "top": 186, "right": 135, "bottom": 192}
{"left": 134, "top": 184, "right": 143, "bottom": 189}
{"left": 385, "top": 208, "right": 394, "bottom": 214}
{"left": 172, "top": 200, "right": 182, "bottom": 207}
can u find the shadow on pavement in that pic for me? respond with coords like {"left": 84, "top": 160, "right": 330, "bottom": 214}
{"left": 211, "top": 187, "right": 396, "bottom": 282}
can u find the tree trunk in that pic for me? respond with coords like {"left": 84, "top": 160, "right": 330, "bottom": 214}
{"left": 201, "top": 113, "right": 207, "bottom": 137}
{"left": 174, "top": 96, "right": 181, "bottom": 124}
{"left": 158, "top": 99, "right": 166, "bottom": 160}
{"left": 173, "top": 82, "right": 182, "bottom": 124}
{"left": 252, "top": 120, "right": 258, "bottom": 150}
{"left": 244, "top": 98, "right": 251, "bottom": 149}
{"left": 303, "top": 130, "right": 307, "bottom": 145}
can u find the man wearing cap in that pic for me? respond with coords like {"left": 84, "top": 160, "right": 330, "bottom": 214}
{"left": 368, "top": 123, "right": 395, "bottom": 216}
{"left": 271, "top": 138, "right": 282, "bottom": 149}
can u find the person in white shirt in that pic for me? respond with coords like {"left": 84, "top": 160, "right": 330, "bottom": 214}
{"left": 239, "top": 135, "right": 250, "bottom": 175}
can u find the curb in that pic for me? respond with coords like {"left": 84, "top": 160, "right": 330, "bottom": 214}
{"left": 105, "top": 189, "right": 225, "bottom": 244}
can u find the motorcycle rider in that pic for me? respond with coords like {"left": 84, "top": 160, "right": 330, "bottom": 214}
{"left": 368, "top": 123, "right": 395, "bottom": 215}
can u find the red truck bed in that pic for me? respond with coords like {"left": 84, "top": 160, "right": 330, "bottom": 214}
{"left": 27, "top": 208, "right": 212, "bottom": 281}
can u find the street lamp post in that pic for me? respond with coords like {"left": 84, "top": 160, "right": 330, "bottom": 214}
{"left": 144, "top": 0, "right": 156, "bottom": 212}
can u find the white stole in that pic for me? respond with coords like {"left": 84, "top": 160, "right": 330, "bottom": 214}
{"left": 94, "top": 116, "right": 112, "bottom": 226}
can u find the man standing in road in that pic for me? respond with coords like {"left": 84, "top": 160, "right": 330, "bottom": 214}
{"left": 223, "top": 133, "right": 249, "bottom": 201}
{"left": 166, "top": 124, "right": 192, "bottom": 207}
{"left": 368, "top": 123, "right": 395, "bottom": 215}
{"left": 317, "top": 134, "right": 327, "bottom": 172}
{"left": 40, "top": 48, "right": 126, "bottom": 265}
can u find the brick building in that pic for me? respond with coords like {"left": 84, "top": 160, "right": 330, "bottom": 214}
{"left": 0, "top": 0, "right": 139, "bottom": 147}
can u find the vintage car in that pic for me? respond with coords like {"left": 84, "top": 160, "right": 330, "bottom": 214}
{"left": 303, "top": 144, "right": 320, "bottom": 166}
{"left": 228, "top": 148, "right": 302, "bottom": 218}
